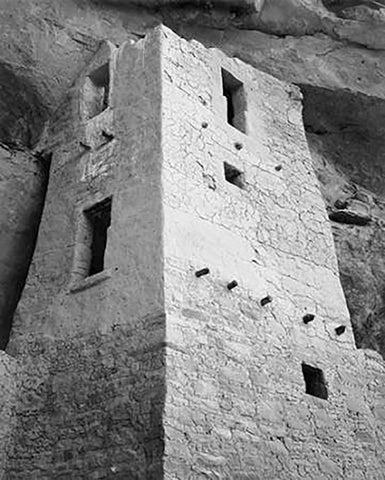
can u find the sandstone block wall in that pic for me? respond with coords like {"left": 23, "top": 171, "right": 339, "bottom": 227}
{"left": 0, "top": 352, "right": 17, "bottom": 480}
{"left": 160, "top": 27, "right": 385, "bottom": 479}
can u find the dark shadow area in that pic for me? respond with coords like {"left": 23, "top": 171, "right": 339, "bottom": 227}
{"left": 302, "top": 363, "right": 328, "bottom": 400}
{"left": 85, "top": 197, "right": 112, "bottom": 277}
{"left": 0, "top": 148, "right": 51, "bottom": 349}
{"left": 301, "top": 84, "right": 385, "bottom": 198}
{"left": 84, "top": 63, "right": 110, "bottom": 120}
{"left": 221, "top": 68, "right": 247, "bottom": 133}
{"left": 0, "top": 63, "right": 47, "bottom": 148}
{"left": 0, "top": 60, "right": 51, "bottom": 349}
{"left": 300, "top": 83, "right": 385, "bottom": 360}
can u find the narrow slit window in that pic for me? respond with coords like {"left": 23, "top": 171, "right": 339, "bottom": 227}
{"left": 224, "top": 162, "right": 244, "bottom": 189}
{"left": 84, "top": 63, "right": 110, "bottom": 120}
{"left": 84, "top": 197, "right": 111, "bottom": 276}
{"left": 302, "top": 363, "right": 328, "bottom": 400}
{"left": 221, "top": 69, "right": 247, "bottom": 133}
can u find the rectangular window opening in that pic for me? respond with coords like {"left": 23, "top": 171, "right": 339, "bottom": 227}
{"left": 84, "top": 197, "right": 112, "bottom": 277}
{"left": 84, "top": 63, "right": 110, "bottom": 120}
{"left": 302, "top": 363, "right": 328, "bottom": 400}
{"left": 221, "top": 68, "right": 247, "bottom": 133}
{"left": 224, "top": 161, "right": 245, "bottom": 189}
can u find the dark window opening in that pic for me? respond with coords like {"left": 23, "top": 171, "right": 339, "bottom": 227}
{"left": 85, "top": 197, "right": 111, "bottom": 276}
{"left": 222, "top": 69, "right": 247, "bottom": 133}
{"left": 224, "top": 162, "right": 244, "bottom": 189}
{"left": 302, "top": 363, "right": 328, "bottom": 400}
{"left": 84, "top": 63, "right": 110, "bottom": 120}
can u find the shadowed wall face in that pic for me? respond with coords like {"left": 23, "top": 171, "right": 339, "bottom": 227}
{"left": 302, "top": 85, "right": 385, "bottom": 360}
{"left": 4, "top": 34, "right": 166, "bottom": 480}
{"left": 0, "top": 146, "right": 48, "bottom": 349}
{"left": 0, "top": 64, "right": 46, "bottom": 148}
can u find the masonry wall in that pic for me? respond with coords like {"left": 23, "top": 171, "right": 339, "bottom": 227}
{"left": 160, "top": 29, "right": 385, "bottom": 479}
{"left": 5, "top": 31, "right": 166, "bottom": 479}
{"left": 0, "top": 352, "right": 18, "bottom": 480}
{"left": 0, "top": 146, "right": 46, "bottom": 479}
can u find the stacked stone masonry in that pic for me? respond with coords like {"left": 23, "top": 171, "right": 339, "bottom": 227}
{"left": 0, "top": 25, "right": 384, "bottom": 479}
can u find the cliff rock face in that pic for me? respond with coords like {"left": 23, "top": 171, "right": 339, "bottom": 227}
{"left": 0, "top": 146, "right": 49, "bottom": 348}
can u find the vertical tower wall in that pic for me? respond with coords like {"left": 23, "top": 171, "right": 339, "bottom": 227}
{"left": 160, "top": 28, "right": 385, "bottom": 479}
{"left": 6, "top": 31, "right": 166, "bottom": 479}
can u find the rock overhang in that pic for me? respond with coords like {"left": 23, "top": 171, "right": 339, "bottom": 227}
{"left": 91, "top": 0, "right": 263, "bottom": 10}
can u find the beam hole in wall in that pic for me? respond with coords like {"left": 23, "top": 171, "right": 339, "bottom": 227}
{"left": 84, "top": 63, "right": 110, "bottom": 120}
{"left": 301, "top": 363, "right": 328, "bottom": 400}
{"left": 84, "top": 197, "right": 111, "bottom": 277}
{"left": 221, "top": 68, "right": 247, "bottom": 133}
{"left": 224, "top": 162, "right": 244, "bottom": 189}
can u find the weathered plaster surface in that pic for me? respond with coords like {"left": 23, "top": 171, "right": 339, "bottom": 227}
{"left": 160, "top": 28, "right": 385, "bottom": 478}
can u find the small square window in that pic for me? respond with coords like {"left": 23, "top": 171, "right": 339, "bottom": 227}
{"left": 221, "top": 69, "right": 247, "bottom": 133}
{"left": 84, "top": 197, "right": 112, "bottom": 276}
{"left": 84, "top": 63, "right": 110, "bottom": 120}
{"left": 224, "top": 162, "right": 244, "bottom": 189}
{"left": 302, "top": 363, "right": 328, "bottom": 400}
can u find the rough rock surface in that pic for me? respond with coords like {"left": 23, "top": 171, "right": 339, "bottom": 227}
{"left": 300, "top": 82, "right": 385, "bottom": 359}
{"left": 0, "top": 145, "right": 48, "bottom": 348}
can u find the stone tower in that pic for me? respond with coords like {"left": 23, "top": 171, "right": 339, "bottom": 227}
{"left": 1, "top": 25, "right": 384, "bottom": 479}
